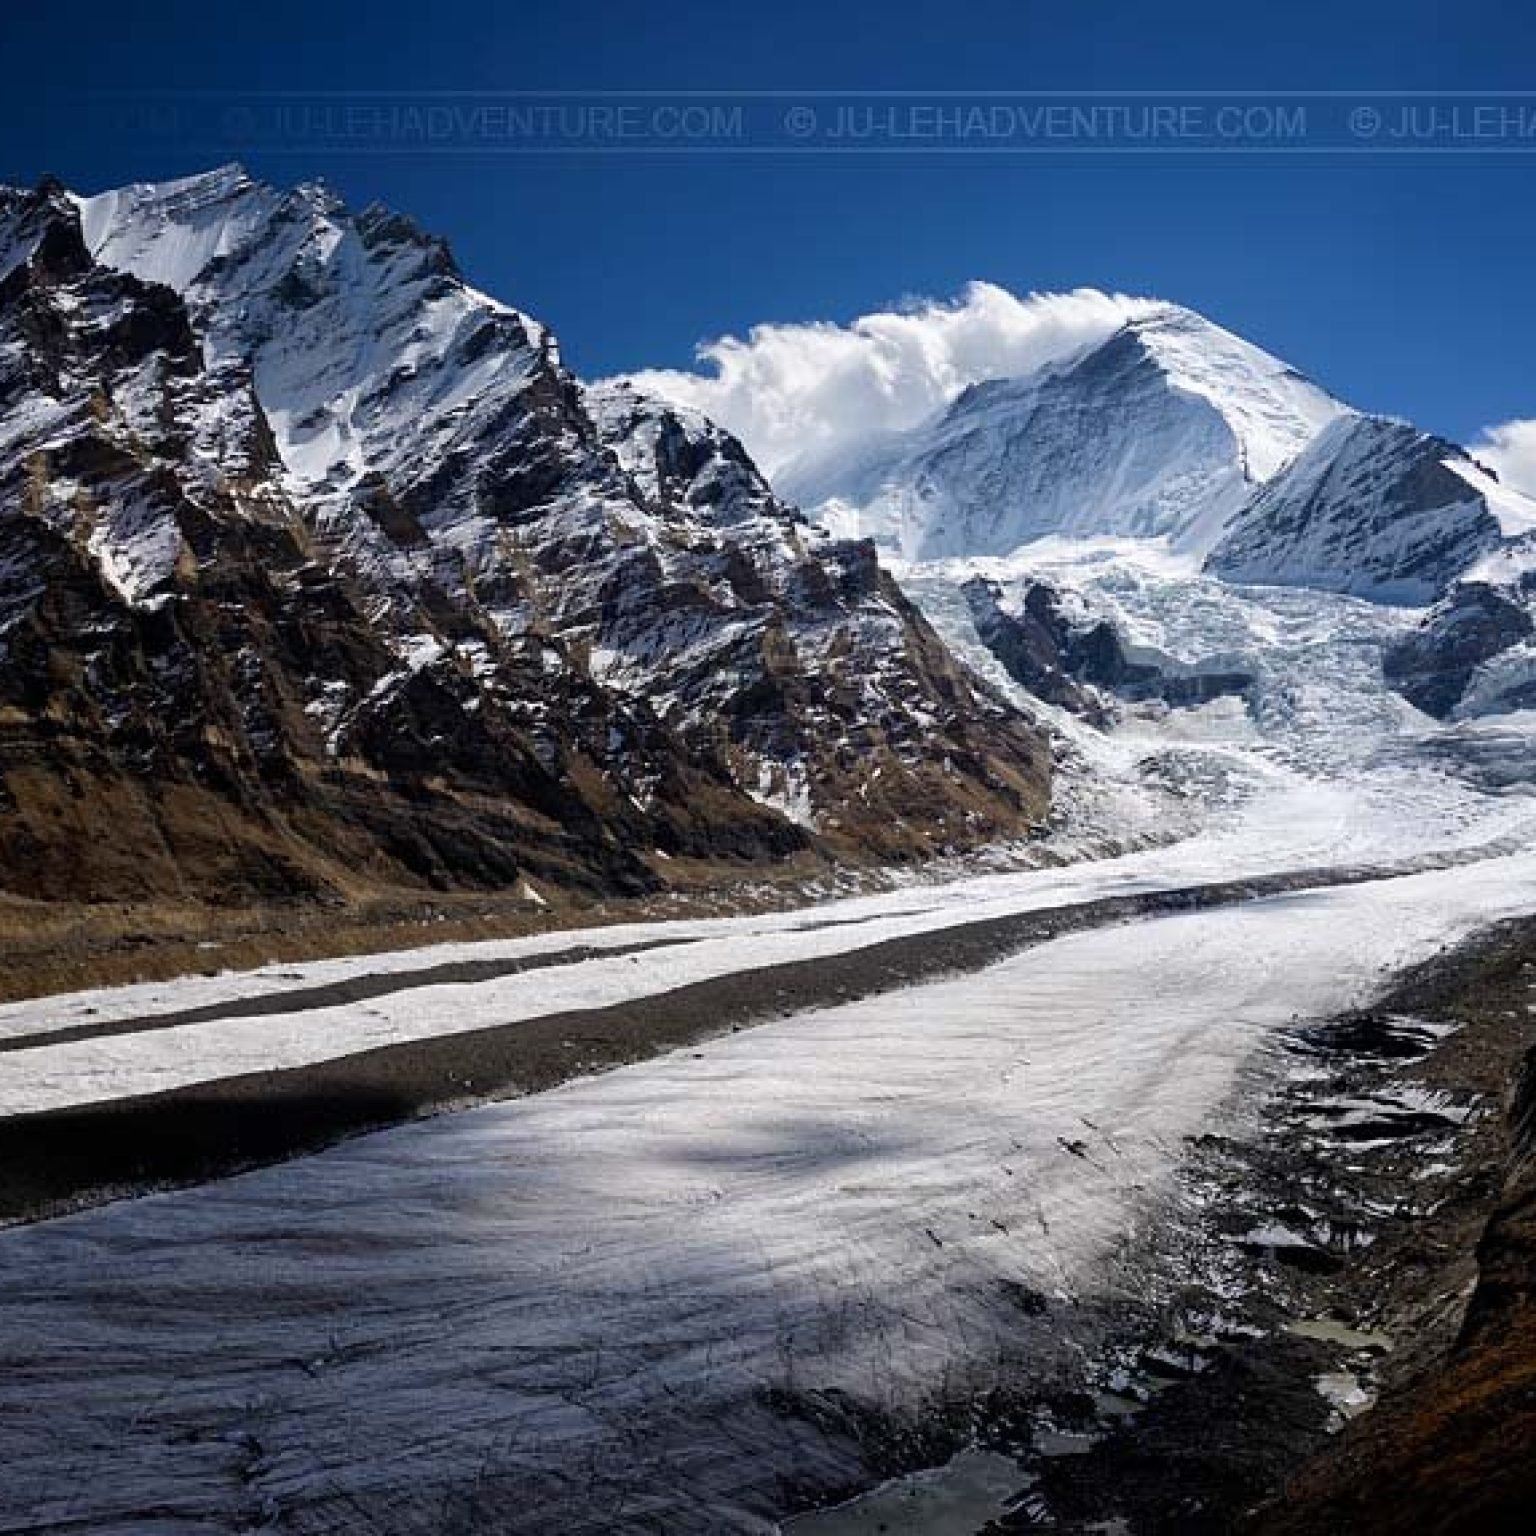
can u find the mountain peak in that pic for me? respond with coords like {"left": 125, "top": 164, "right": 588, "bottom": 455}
{"left": 1117, "top": 302, "right": 1347, "bottom": 481}
{"left": 0, "top": 169, "right": 1052, "bottom": 902}
{"left": 73, "top": 163, "right": 281, "bottom": 292}
{"left": 68, "top": 166, "right": 550, "bottom": 511}
{"left": 785, "top": 293, "right": 1350, "bottom": 560}
{"left": 0, "top": 174, "right": 94, "bottom": 285}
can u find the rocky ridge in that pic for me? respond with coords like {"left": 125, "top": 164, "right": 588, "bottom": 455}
{"left": 1206, "top": 414, "right": 1515, "bottom": 605}
{"left": 0, "top": 169, "right": 1048, "bottom": 907}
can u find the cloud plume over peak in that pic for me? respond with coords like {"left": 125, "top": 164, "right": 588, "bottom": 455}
{"left": 618, "top": 282, "right": 1154, "bottom": 482}
{"left": 1473, "top": 418, "right": 1536, "bottom": 500}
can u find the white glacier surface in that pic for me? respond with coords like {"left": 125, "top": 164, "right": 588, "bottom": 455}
{"left": 4, "top": 854, "right": 1536, "bottom": 1533}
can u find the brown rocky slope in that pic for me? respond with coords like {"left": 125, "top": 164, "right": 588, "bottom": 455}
{"left": 0, "top": 170, "right": 1048, "bottom": 917}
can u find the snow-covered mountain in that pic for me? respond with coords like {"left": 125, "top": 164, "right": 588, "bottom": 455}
{"left": 1198, "top": 413, "right": 1536, "bottom": 713}
{"left": 0, "top": 168, "right": 1048, "bottom": 905}
{"left": 652, "top": 289, "right": 1536, "bottom": 724}
{"left": 778, "top": 302, "right": 1348, "bottom": 560}
{"left": 8, "top": 160, "right": 1536, "bottom": 919}
{"left": 1206, "top": 414, "right": 1534, "bottom": 604}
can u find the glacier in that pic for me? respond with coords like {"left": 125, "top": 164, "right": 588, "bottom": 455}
{"left": 4, "top": 853, "right": 1536, "bottom": 1533}
{"left": 5, "top": 195, "right": 1536, "bottom": 1536}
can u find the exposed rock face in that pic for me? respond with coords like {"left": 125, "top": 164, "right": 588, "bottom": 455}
{"left": 583, "top": 385, "right": 1049, "bottom": 856}
{"left": 1206, "top": 416, "right": 1509, "bottom": 604}
{"left": 963, "top": 576, "right": 1253, "bottom": 717}
{"left": 1243, "top": 923, "right": 1536, "bottom": 1536}
{"left": 0, "top": 170, "right": 1048, "bottom": 905}
{"left": 1383, "top": 579, "right": 1536, "bottom": 718}
{"left": 1463, "top": 1042, "right": 1536, "bottom": 1345}
{"left": 1378, "top": 529, "right": 1536, "bottom": 720}
{"left": 963, "top": 578, "right": 1107, "bottom": 719}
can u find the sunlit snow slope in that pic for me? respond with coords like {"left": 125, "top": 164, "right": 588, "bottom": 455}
{"left": 779, "top": 302, "right": 1347, "bottom": 560}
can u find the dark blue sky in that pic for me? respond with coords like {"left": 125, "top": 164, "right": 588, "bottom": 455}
{"left": 2, "top": 0, "right": 1533, "bottom": 443}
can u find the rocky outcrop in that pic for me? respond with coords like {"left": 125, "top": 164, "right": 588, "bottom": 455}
{"left": 1383, "top": 578, "right": 1536, "bottom": 717}
{"left": 1242, "top": 921, "right": 1536, "bottom": 1536}
{"left": 0, "top": 171, "right": 1049, "bottom": 907}
{"left": 584, "top": 385, "right": 1049, "bottom": 856}
{"left": 963, "top": 576, "right": 1253, "bottom": 717}
{"left": 1460, "top": 1043, "right": 1536, "bottom": 1344}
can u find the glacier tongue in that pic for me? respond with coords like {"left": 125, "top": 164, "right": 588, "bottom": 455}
{"left": 6, "top": 849, "right": 1536, "bottom": 1533}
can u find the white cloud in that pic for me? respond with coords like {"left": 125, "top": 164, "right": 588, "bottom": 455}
{"left": 617, "top": 282, "right": 1152, "bottom": 483}
{"left": 1473, "top": 418, "right": 1536, "bottom": 499}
